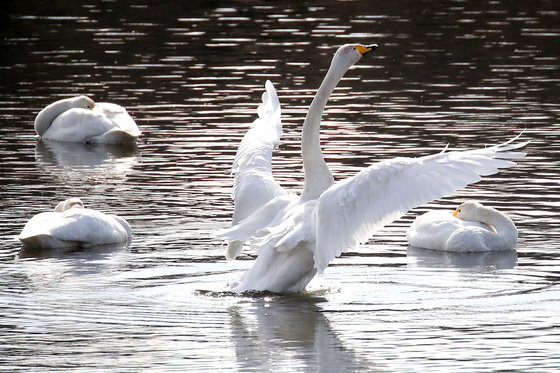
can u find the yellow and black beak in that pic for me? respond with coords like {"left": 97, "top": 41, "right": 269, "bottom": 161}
{"left": 453, "top": 209, "right": 459, "bottom": 217}
{"left": 355, "top": 44, "right": 378, "bottom": 56}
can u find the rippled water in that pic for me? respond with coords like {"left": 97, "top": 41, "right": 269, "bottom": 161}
{"left": 1, "top": 0, "right": 559, "bottom": 371}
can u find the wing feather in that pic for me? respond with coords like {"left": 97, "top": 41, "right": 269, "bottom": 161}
{"left": 314, "top": 136, "right": 528, "bottom": 272}
{"left": 226, "top": 81, "right": 287, "bottom": 259}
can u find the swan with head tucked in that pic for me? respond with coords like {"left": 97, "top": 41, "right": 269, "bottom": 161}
{"left": 407, "top": 201, "right": 518, "bottom": 252}
{"left": 218, "top": 43, "right": 527, "bottom": 293}
{"left": 19, "top": 197, "right": 132, "bottom": 249}
{"left": 34, "top": 96, "right": 141, "bottom": 144}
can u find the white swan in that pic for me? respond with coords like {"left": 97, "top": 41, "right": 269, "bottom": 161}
{"left": 406, "top": 201, "right": 518, "bottom": 252}
{"left": 34, "top": 96, "right": 141, "bottom": 144}
{"left": 218, "top": 43, "right": 527, "bottom": 293}
{"left": 19, "top": 198, "right": 132, "bottom": 249}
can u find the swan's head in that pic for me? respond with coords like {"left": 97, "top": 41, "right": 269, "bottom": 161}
{"left": 74, "top": 95, "right": 95, "bottom": 110}
{"left": 453, "top": 201, "right": 483, "bottom": 220}
{"left": 34, "top": 96, "right": 96, "bottom": 137}
{"left": 332, "top": 43, "right": 378, "bottom": 72}
{"left": 54, "top": 198, "right": 85, "bottom": 212}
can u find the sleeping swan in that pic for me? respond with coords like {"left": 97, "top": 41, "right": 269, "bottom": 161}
{"left": 19, "top": 197, "right": 132, "bottom": 249}
{"left": 407, "top": 201, "right": 518, "bottom": 252}
{"left": 218, "top": 43, "right": 527, "bottom": 293}
{"left": 34, "top": 96, "right": 141, "bottom": 144}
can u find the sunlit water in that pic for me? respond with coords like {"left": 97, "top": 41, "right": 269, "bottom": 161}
{"left": 1, "top": 1, "right": 559, "bottom": 371}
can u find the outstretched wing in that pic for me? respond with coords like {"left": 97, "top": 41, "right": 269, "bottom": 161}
{"left": 227, "top": 80, "right": 287, "bottom": 259}
{"left": 313, "top": 135, "right": 528, "bottom": 272}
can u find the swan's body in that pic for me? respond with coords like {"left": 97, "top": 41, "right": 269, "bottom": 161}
{"left": 19, "top": 198, "right": 132, "bottom": 249}
{"left": 219, "top": 43, "right": 527, "bottom": 293}
{"left": 34, "top": 96, "right": 141, "bottom": 144}
{"left": 407, "top": 201, "right": 517, "bottom": 252}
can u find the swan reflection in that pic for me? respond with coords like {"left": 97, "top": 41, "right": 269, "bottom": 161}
{"left": 35, "top": 140, "right": 138, "bottom": 179}
{"left": 19, "top": 241, "right": 129, "bottom": 260}
{"left": 407, "top": 246, "right": 518, "bottom": 270}
{"left": 228, "top": 296, "right": 377, "bottom": 372}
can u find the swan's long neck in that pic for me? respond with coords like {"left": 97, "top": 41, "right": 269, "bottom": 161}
{"left": 34, "top": 98, "right": 76, "bottom": 136}
{"left": 300, "top": 62, "right": 347, "bottom": 201}
{"left": 478, "top": 206, "right": 518, "bottom": 249}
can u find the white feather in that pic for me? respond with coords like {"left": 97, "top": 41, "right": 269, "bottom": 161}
{"left": 35, "top": 96, "right": 141, "bottom": 144}
{"left": 19, "top": 199, "right": 132, "bottom": 249}
{"left": 226, "top": 81, "right": 287, "bottom": 260}
{"left": 219, "top": 44, "right": 528, "bottom": 293}
{"left": 314, "top": 139, "right": 527, "bottom": 271}
{"left": 407, "top": 202, "right": 517, "bottom": 252}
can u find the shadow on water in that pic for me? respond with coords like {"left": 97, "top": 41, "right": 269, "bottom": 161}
{"left": 407, "top": 246, "right": 518, "bottom": 270}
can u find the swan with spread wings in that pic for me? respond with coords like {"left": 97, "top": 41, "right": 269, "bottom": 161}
{"left": 219, "top": 43, "right": 527, "bottom": 293}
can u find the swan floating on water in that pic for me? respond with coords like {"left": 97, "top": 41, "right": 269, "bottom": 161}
{"left": 19, "top": 197, "right": 132, "bottom": 249}
{"left": 406, "top": 201, "right": 518, "bottom": 252}
{"left": 34, "top": 96, "right": 141, "bottom": 144}
{"left": 218, "top": 43, "right": 527, "bottom": 294}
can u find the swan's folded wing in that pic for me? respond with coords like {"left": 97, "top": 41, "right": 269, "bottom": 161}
{"left": 95, "top": 103, "right": 142, "bottom": 137}
{"left": 18, "top": 209, "right": 128, "bottom": 248}
{"left": 226, "top": 81, "right": 287, "bottom": 259}
{"left": 49, "top": 209, "right": 128, "bottom": 244}
{"left": 314, "top": 136, "right": 528, "bottom": 272}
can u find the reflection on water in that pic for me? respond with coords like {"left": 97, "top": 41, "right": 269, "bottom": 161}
{"left": 229, "top": 296, "right": 374, "bottom": 373}
{"left": 36, "top": 140, "right": 138, "bottom": 166}
{"left": 0, "top": 0, "right": 559, "bottom": 371}
{"left": 35, "top": 140, "right": 139, "bottom": 179}
{"left": 19, "top": 240, "right": 129, "bottom": 260}
{"left": 407, "top": 246, "right": 518, "bottom": 270}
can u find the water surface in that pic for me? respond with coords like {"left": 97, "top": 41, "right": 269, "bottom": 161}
{"left": 1, "top": 1, "right": 559, "bottom": 371}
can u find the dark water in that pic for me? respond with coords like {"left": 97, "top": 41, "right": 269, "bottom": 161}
{"left": 1, "top": 0, "right": 559, "bottom": 371}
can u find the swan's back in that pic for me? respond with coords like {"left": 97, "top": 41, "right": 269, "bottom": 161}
{"left": 19, "top": 208, "right": 131, "bottom": 249}
{"left": 41, "top": 101, "right": 140, "bottom": 144}
{"left": 407, "top": 210, "right": 491, "bottom": 251}
{"left": 44, "top": 108, "right": 115, "bottom": 142}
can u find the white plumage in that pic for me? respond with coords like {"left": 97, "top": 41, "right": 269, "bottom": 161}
{"left": 407, "top": 201, "right": 518, "bottom": 252}
{"left": 19, "top": 198, "right": 132, "bottom": 250}
{"left": 219, "top": 43, "right": 527, "bottom": 293}
{"left": 34, "top": 96, "right": 141, "bottom": 144}
{"left": 225, "top": 81, "right": 287, "bottom": 261}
